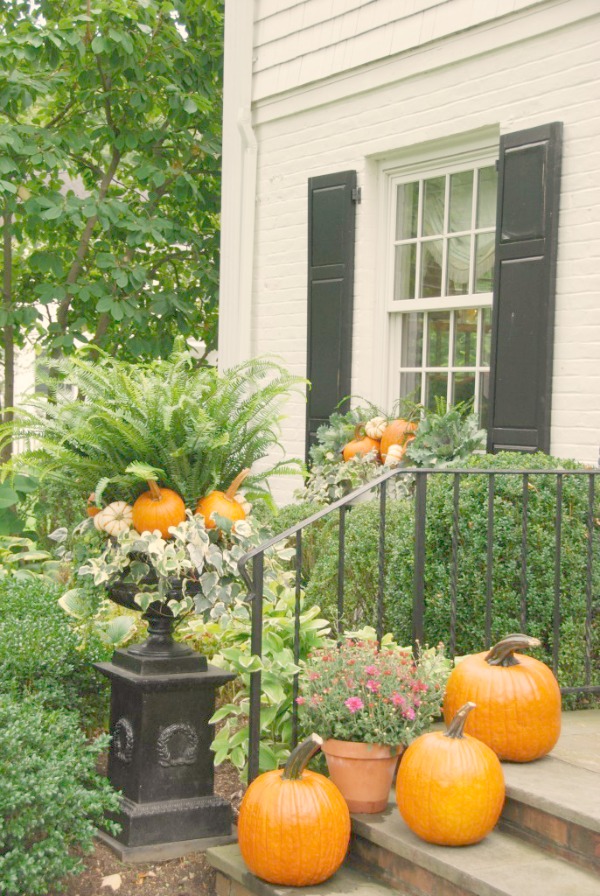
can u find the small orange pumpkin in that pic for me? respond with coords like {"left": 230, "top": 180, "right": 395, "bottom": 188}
{"left": 396, "top": 702, "right": 505, "bottom": 846}
{"left": 379, "top": 418, "right": 418, "bottom": 462}
{"left": 132, "top": 480, "right": 186, "bottom": 539}
{"left": 238, "top": 734, "right": 350, "bottom": 886}
{"left": 195, "top": 469, "right": 250, "bottom": 529}
{"left": 86, "top": 492, "right": 100, "bottom": 517}
{"left": 443, "top": 634, "right": 562, "bottom": 762}
{"left": 341, "top": 425, "right": 380, "bottom": 462}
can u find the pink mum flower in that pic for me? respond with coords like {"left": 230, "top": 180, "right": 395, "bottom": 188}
{"left": 345, "top": 697, "right": 364, "bottom": 713}
{"left": 366, "top": 679, "right": 381, "bottom": 693}
{"left": 391, "top": 692, "right": 405, "bottom": 707}
{"left": 365, "top": 665, "right": 379, "bottom": 677}
{"left": 402, "top": 706, "right": 416, "bottom": 721}
{"left": 295, "top": 696, "right": 306, "bottom": 705}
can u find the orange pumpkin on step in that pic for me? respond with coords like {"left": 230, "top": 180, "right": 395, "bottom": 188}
{"left": 442, "top": 634, "right": 561, "bottom": 762}
{"left": 132, "top": 480, "right": 186, "bottom": 539}
{"left": 195, "top": 469, "right": 250, "bottom": 529}
{"left": 238, "top": 734, "right": 350, "bottom": 886}
{"left": 341, "top": 425, "right": 380, "bottom": 462}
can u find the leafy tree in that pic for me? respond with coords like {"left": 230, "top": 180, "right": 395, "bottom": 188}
{"left": 0, "top": 0, "right": 224, "bottom": 447}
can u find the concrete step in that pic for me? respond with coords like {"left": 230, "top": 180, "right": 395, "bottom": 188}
{"left": 500, "top": 754, "right": 600, "bottom": 874}
{"left": 209, "top": 842, "right": 404, "bottom": 896}
{"left": 349, "top": 800, "right": 600, "bottom": 896}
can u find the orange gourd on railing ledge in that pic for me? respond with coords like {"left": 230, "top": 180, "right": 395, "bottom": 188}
{"left": 131, "top": 480, "right": 186, "bottom": 539}
{"left": 238, "top": 734, "right": 350, "bottom": 886}
{"left": 442, "top": 634, "right": 562, "bottom": 762}
{"left": 396, "top": 702, "right": 505, "bottom": 846}
{"left": 195, "top": 469, "right": 250, "bottom": 529}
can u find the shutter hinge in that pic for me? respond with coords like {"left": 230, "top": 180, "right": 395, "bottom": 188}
{"left": 351, "top": 186, "right": 362, "bottom": 204}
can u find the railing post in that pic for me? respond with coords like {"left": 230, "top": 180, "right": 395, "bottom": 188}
{"left": 248, "top": 552, "right": 264, "bottom": 783}
{"left": 376, "top": 478, "right": 387, "bottom": 642}
{"left": 412, "top": 471, "right": 427, "bottom": 649}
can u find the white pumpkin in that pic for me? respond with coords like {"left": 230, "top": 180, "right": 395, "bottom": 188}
{"left": 384, "top": 443, "right": 406, "bottom": 466}
{"left": 365, "top": 416, "right": 387, "bottom": 440}
{"left": 94, "top": 501, "right": 134, "bottom": 536}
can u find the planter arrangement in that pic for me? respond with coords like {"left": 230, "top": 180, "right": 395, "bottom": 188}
{"left": 237, "top": 633, "right": 562, "bottom": 887}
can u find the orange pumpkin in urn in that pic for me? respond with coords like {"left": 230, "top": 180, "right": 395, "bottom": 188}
{"left": 379, "top": 418, "right": 418, "bottom": 462}
{"left": 341, "top": 425, "right": 380, "bottom": 462}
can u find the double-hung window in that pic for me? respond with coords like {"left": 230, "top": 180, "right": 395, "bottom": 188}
{"left": 384, "top": 148, "right": 498, "bottom": 421}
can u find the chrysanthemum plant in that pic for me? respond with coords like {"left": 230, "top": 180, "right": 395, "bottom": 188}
{"left": 296, "top": 629, "right": 451, "bottom": 749}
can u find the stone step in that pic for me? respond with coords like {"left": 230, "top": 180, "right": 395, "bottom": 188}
{"left": 209, "top": 842, "right": 404, "bottom": 896}
{"left": 500, "top": 755, "right": 600, "bottom": 874}
{"left": 349, "top": 800, "right": 600, "bottom": 896}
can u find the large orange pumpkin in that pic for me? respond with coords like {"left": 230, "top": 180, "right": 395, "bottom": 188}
{"left": 379, "top": 418, "right": 418, "bottom": 462}
{"left": 396, "top": 702, "right": 505, "bottom": 846}
{"left": 195, "top": 469, "right": 249, "bottom": 529}
{"left": 238, "top": 734, "right": 350, "bottom": 886}
{"left": 132, "top": 480, "right": 186, "bottom": 539}
{"left": 443, "top": 634, "right": 561, "bottom": 762}
{"left": 341, "top": 425, "right": 380, "bottom": 462}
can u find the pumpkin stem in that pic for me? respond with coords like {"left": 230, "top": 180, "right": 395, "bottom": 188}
{"left": 147, "top": 480, "right": 162, "bottom": 502}
{"left": 353, "top": 423, "right": 367, "bottom": 439}
{"left": 225, "top": 468, "right": 250, "bottom": 500}
{"left": 445, "top": 702, "right": 476, "bottom": 739}
{"left": 485, "top": 633, "right": 541, "bottom": 667}
{"left": 281, "top": 733, "right": 323, "bottom": 780}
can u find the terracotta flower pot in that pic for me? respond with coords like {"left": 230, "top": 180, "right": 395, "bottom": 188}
{"left": 321, "top": 739, "right": 403, "bottom": 813}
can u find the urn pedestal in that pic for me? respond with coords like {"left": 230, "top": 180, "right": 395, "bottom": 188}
{"left": 95, "top": 585, "right": 236, "bottom": 861}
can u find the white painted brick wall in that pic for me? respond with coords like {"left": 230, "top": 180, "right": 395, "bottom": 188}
{"left": 229, "top": 3, "right": 600, "bottom": 504}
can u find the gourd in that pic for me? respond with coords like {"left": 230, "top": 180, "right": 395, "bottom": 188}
{"left": 131, "top": 481, "right": 186, "bottom": 539}
{"left": 93, "top": 501, "right": 133, "bottom": 536}
{"left": 379, "top": 418, "right": 418, "bottom": 462}
{"left": 383, "top": 442, "right": 407, "bottom": 466}
{"left": 341, "top": 425, "right": 380, "bottom": 462}
{"left": 365, "top": 416, "right": 387, "bottom": 440}
{"left": 238, "top": 734, "right": 350, "bottom": 886}
{"left": 396, "top": 702, "right": 505, "bottom": 846}
{"left": 195, "top": 469, "right": 250, "bottom": 529}
{"left": 443, "top": 634, "right": 561, "bottom": 762}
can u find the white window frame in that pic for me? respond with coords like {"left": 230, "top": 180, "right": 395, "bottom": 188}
{"left": 375, "top": 134, "right": 499, "bottom": 414}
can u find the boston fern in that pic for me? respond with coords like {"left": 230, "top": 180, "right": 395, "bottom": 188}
{"left": 0, "top": 343, "right": 304, "bottom": 507}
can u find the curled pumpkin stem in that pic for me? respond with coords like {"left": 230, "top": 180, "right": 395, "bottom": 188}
{"left": 444, "top": 702, "right": 476, "bottom": 739}
{"left": 281, "top": 733, "right": 323, "bottom": 780}
{"left": 225, "top": 468, "right": 250, "bottom": 500}
{"left": 485, "top": 633, "right": 541, "bottom": 667}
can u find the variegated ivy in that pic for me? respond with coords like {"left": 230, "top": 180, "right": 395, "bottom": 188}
{"left": 78, "top": 512, "right": 252, "bottom": 620}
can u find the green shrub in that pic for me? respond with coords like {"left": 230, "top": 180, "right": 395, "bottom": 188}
{"left": 0, "top": 577, "right": 111, "bottom": 730}
{"left": 302, "top": 453, "right": 599, "bottom": 690}
{"left": 0, "top": 696, "right": 119, "bottom": 896}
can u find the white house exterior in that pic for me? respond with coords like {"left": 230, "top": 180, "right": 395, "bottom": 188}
{"left": 219, "top": 0, "right": 600, "bottom": 504}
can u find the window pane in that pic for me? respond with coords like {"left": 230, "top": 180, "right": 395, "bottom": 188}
{"left": 396, "top": 181, "right": 419, "bottom": 240}
{"left": 400, "top": 371, "right": 422, "bottom": 404}
{"left": 475, "top": 233, "right": 495, "bottom": 293}
{"left": 401, "top": 312, "right": 423, "bottom": 367}
{"left": 447, "top": 235, "right": 471, "bottom": 296}
{"left": 394, "top": 243, "right": 417, "bottom": 300}
{"left": 427, "top": 311, "right": 450, "bottom": 366}
{"left": 477, "top": 166, "right": 497, "bottom": 228}
{"left": 425, "top": 371, "right": 447, "bottom": 410}
{"left": 454, "top": 309, "right": 478, "bottom": 367}
{"left": 419, "top": 240, "right": 443, "bottom": 297}
{"left": 449, "top": 170, "right": 473, "bottom": 233}
{"left": 481, "top": 306, "right": 492, "bottom": 365}
{"left": 453, "top": 372, "right": 476, "bottom": 407}
{"left": 422, "top": 176, "right": 445, "bottom": 236}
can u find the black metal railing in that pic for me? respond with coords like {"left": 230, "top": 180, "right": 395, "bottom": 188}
{"left": 238, "top": 466, "right": 600, "bottom": 781}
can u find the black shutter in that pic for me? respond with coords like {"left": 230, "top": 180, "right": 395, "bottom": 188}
{"left": 306, "top": 170, "right": 357, "bottom": 460}
{"left": 487, "top": 122, "right": 562, "bottom": 454}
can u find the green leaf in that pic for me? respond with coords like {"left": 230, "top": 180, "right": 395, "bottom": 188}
{"left": 0, "top": 485, "right": 19, "bottom": 508}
